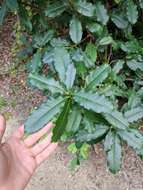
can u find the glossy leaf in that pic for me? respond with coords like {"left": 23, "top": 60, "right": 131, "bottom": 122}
{"left": 95, "top": 2, "right": 109, "bottom": 25}
{"left": 118, "top": 129, "right": 143, "bottom": 156}
{"left": 126, "top": 59, "right": 143, "bottom": 71}
{"left": 66, "top": 108, "right": 82, "bottom": 133}
{"left": 86, "top": 64, "right": 110, "bottom": 90}
{"left": 99, "top": 36, "right": 113, "bottom": 46}
{"left": 104, "top": 111, "right": 129, "bottom": 130}
{"left": 85, "top": 43, "right": 97, "bottom": 63}
{"left": 65, "top": 64, "right": 76, "bottom": 90}
{"left": 74, "top": 91, "right": 113, "bottom": 113}
{"left": 74, "top": 0, "right": 95, "bottom": 17}
{"left": 112, "top": 60, "right": 124, "bottom": 74}
{"left": 25, "top": 97, "right": 65, "bottom": 134}
{"left": 69, "top": 16, "right": 82, "bottom": 44}
{"left": 54, "top": 47, "right": 70, "bottom": 82}
{"left": 127, "top": 0, "right": 138, "bottom": 24}
{"left": 111, "top": 14, "right": 128, "bottom": 29}
{"left": 104, "top": 131, "right": 122, "bottom": 174}
{"left": 52, "top": 98, "right": 71, "bottom": 142}
{"left": 28, "top": 73, "right": 64, "bottom": 94}
{"left": 124, "top": 106, "right": 143, "bottom": 123}
{"left": 76, "top": 125, "right": 109, "bottom": 142}
{"left": 45, "top": 2, "right": 66, "bottom": 17}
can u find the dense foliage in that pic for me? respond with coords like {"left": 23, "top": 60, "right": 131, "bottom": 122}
{"left": 1, "top": 0, "right": 143, "bottom": 173}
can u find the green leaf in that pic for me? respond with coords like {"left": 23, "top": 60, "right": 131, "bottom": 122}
{"left": 33, "top": 30, "right": 54, "bottom": 48}
{"left": 28, "top": 52, "right": 42, "bottom": 73}
{"left": 76, "top": 125, "right": 109, "bottom": 142}
{"left": 85, "top": 43, "right": 97, "bottom": 63}
{"left": 68, "top": 157, "right": 79, "bottom": 170}
{"left": 54, "top": 47, "right": 70, "bottom": 82}
{"left": 74, "top": 0, "right": 95, "bottom": 17}
{"left": 139, "top": 0, "right": 143, "bottom": 8}
{"left": 52, "top": 98, "right": 71, "bottom": 142}
{"left": 6, "top": 0, "right": 18, "bottom": 11}
{"left": 65, "top": 64, "right": 76, "bottom": 90}
{"left": 126, "top": 59, "right": 143, "bottom": 71}
{"left": 25, "top": 97, "right": 65, "bottom": 134}
{"left": 104, "top": 111, "right": 129, "bottom": 130}
{"left": 74, "top": 91, "right": 113, "bottom": 113}
{"left": 127, "top": 0, "right": 138, "bottom": 24}
{"left": 28, "top": 73, "right": 64, "bottom": 94}
{"left": 84, "top": 110, "right": 109, "bottom": 125}
{"left": 111, "top": 14, "right": 128, "bottom": 29}
{"left": 0, "top": 1, "right": 7, "bottom": 25}
{"left": 69, "top": 16, "right": 83, "bottom": 44}
{"left": 86, "top": 64, "right": 110, "bottom": 90}
{"left": 124, "top": 106, "right": 143, "bottom": 123}
{"left": 66, "top": 108, "right": 82, "bottom": 133}
{"left": 80, "top": 143, "right": 90, "bottom": 159}
{"left": 95, "top": 2, "right": 109, "bottom": 25}
{"left": 45, "top": 2, "right": 66, "bottom": 17}
{"left": 99, "top": 36, "right": 113, "bottom": 46}
{"left": 112, "top": 60, "right": 124, "bottom": 74}
{"left": 120, "top": 40, "right": 140, "bottom": 53}
{"left": 118, "top": 129, "right": 143, "bottom": 156}
{"left": 19, "top": 4, "right": 32, "bottom": 31}
{"left": 86, "top": 22, "right": 103, "bottom": 35}
{"left": 68, "top": 143, "right": 78, "bottom": 154}
{"left": 104, "top": 131, "right": 122, "bottom": 174}
{"left": 83, "top": 52, "right": 95, "bottom": 68}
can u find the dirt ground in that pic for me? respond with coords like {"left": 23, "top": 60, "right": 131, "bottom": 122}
{"left": 0, "top": 17, "right": 143, "bottom": 190}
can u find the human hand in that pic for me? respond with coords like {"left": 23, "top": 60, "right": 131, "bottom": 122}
{"left": 0, "top": 115, "right": 58, "bottom": 190}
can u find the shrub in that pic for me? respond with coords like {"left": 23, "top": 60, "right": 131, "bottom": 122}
{"left": 1, "top": 0, "right": 143, "bottom": 173}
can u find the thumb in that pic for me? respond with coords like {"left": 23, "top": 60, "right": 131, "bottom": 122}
{"left": 0, "top": 115, "right": 6, "bottom": 143}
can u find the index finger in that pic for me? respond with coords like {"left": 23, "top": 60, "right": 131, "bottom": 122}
{"left": 24, "top": 122, "right": 53, "bottom": 147}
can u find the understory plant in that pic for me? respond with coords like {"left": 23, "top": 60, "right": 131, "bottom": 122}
{"left": 1, "top": 0, "right": 143, "bottom": 173}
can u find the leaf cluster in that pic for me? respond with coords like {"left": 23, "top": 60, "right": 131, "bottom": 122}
{"left": 1, "top": 0, "right": 143, "bottom": 173}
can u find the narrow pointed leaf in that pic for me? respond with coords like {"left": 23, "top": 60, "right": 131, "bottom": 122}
{"left": 86, "top": 64, "right": 110, "bottom": 90}
{"left": 52, "top": 98, "right": 71, "bottom": 142}
{"left": 25, "top": 97, "right": 65, "bottom": 134}
{"left": 69, "top": 16, "right": 82, "bottom": 44}
{"left": 66, "top": 108, "right": 82, "bottom": 133}
{"left": 65, "top": 64, "right": 76, "bottom": 90}
{"left": 104, "top": 111, "right": 129, "bottom": 130}
{"left": 28, "top": 73, "right": 64, "bottom": 94}
{"left": 118, "top": 129, "right": 143, "bottom": 156}
{"left": 74, "top": 91, "right": 113, "bottom": 113}
{"left": 124, "top": 106, "right": 143, "bottom": 123}
{"left": 54, "top": 47, "right": 70, "bottom": 82}
{"left": 104, "top": 131, "right": 122, "bottom": 174}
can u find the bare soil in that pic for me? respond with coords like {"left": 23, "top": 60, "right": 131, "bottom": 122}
{"left": 0, "top": 16, "right": 143, "bottom": 190}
